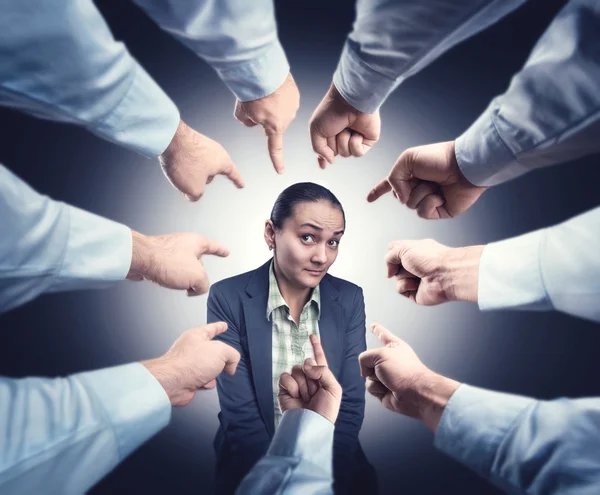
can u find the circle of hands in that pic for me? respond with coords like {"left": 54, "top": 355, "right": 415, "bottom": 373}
{"left": 139, "top": 72, "right": 486, "bottom": 420}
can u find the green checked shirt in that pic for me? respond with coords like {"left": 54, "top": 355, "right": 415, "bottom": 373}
{"left": 267, "top": 261, "right": 321, "bottom": 430}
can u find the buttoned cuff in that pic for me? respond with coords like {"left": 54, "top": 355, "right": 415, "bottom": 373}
{"left": 434, "top": 384, "right": 536, "bottom": 478}
{"left": 49, "top": 204, "right": 132, "bottom": 292}
{"left": 76, "top": 363, "right": 171, "bottom": 460}
{"left": 478, "top": 229, "right": 552, "bottom": 312}
{"left": 333, "top": 41, "right": 397, "bottom": 114}
{"left": 268, "top": 409, "right": 334, "bottom": 477}
{"left": 213, "top": 40, "right": 289, "bottom": 102}
{"left": 91, "top": 63, "right": 180, "bottom": 157}
{"left": 455, "top": 101, "right": 532, "bottom": 187}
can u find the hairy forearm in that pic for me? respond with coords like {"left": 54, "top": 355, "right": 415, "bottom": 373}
{"left": 412, "top": 371, "right": 461, "bottom": 433}
{"left": 440, "top": 245, "right": 484, "bottom": 303}
{"left": 127, "top": 230, "right": 155, "bottom": 281}
{"left": 141, "top": 357, "right": 184, "bottom": 407}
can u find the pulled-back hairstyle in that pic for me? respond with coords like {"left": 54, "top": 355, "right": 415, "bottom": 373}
{"left": 270, "top": 182, "right": 345, "bottom": 229}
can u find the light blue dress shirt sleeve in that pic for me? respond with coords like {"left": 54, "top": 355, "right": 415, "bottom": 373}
{"left": 455, "top": 0, "right": 600, "bottom": 186}
{"left": 478, "top": 206, "right": 600, "bottom": 323}
{"left": 132, "top": 0, "right": 290, "bottom": 101}
{"left": 237, "top": 409, "right": 334, "bottom": 495}
{"left": 0, "top": 362, "right": 171, "bottom": 495}
{"left": 333, "top": 0, "right": 527, "bottom": 113}
{"left": 0, "top": 0, "right": 180, "bottom": 157}
{"left": 435, "top": 384, "right": 600, "bottom": 494}
{"left": 0, "top": 165, "right": 132, "bottom": 314}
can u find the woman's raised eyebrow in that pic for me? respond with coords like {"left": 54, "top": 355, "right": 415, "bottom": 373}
{"left": 300, "top": 222, "right": 322, "bottom": 230}
{"left": 300, "top": 223, "right": 344, "bottom": 235}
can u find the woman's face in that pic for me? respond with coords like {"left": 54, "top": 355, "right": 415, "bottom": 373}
{"left": 267, "top": 201, "right": 345, "bottom": 290}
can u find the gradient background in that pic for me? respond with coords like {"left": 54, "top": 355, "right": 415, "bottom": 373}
{"left": 1, "top": 0, "right": 599, "bottom": 494}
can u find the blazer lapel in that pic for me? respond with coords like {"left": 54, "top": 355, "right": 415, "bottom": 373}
{"left": 243, "top": 260, "right": 276, "bottom": 437}
{"left": 318, "top": 275, "right": 344, "bottom": 377}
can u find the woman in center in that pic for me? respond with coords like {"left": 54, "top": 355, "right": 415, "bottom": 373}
{"left": 207, "top": 182, "right": 377, "bottom": 495}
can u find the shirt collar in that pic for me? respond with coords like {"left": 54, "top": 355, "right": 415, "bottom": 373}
{"left": 266, "top": 260, "right": 321, "bottom": 320}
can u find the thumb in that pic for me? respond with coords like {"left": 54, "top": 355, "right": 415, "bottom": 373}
{"left": 219, "top": 344, "right": 241, "bottom": 376}
{"left": 387, "top": 149, "right": 417, "bottom": 204}
{"left": 310, "top": 122, "right": 335, "bottom": 165}
{"left": 358, "top": 349, "right": 380, "bottom": 378}
{"left": 190, "top": 265, "right": 210, "bottom": 295}
{"left": 385, "top": 240, "right": 416, "bottom": 278}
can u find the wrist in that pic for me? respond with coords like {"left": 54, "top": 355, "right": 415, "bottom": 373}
{"left": 142, "top": 357, "right": 186, "bottom": 407}
{"left": 411, "top": 371, "right": 460, "bottom": 433}
{"left": 440, "top": 246, "right": 484, "bottom": 303}
{"left": 329, "top": 82, "right": 360, "bottom": 114}
{"left": 127, "top": 230, "right": 151, "bottom": 281}
{"left": 160, "top": 119, "right": 186, "bottom": 162}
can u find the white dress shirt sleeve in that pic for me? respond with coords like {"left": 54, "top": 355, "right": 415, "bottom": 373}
{"left": 0, "top": 165, "right": 132, "bottom": 314}
{"left": 333, "top": 0, "right": 526, "bottom": 113}
{"left": 435, "top": 384, "right": 600, "bottom": 494}
{"left": 455, "top": 0, "right": 600, "bottom": 186}
{"left": 0, "top": 0, "right": 180, "bottom": 157}
{"left": 478, "top": 206, "right": 600, "bottom": 323}
{"left": 132, "top": 0, "right": 290, "bottom": 101}
{"left": 0, "top": 363, "right": 171, "bottom": 495}
{"left": 237, "top": 409, "right": 334, "bottom": 495}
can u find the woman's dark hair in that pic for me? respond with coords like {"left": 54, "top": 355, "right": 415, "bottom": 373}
{"left": 270, "top": 182, "right": 345, "bottom": 229}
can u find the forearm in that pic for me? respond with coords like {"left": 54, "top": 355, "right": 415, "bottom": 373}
{"left": 132, "top": 0, "right": 289, "bottom": 101}
{"left": 437, "top": 245, "right": 484, "bottom": 304}
{"left": 387, "top": 370, "right": 461, "bottom": 433}
{"left": 455, "top": 0, "right": 600, "bottom": 187}
{"left": 0, "top": 363, "right": 170, "bottom": 494}
{"left": 0, "top": 0, "right": 178, "bottom": 157}
{"left": 334, "top": 0, "right": 526, "bottom": 113}
{"left": 0, "top": 165, "right": 132, "bottom": 314}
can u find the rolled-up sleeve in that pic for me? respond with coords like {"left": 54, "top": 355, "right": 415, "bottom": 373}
{"left": 237, "top": 409, "right": 334, "bottom": 495}
{"left": 435, "top": 384, "right": 600, "bottom": 494}
{"left": 455, "top": 0, "right": 600, "bottom": 186}
{"left": 0, "top": 363, "right": 171, "bottom": 494}
{"left": 333, "top": 0, "right": 526, "bottom": 113}
{"left": 0, "top": 165, "right": 132, "bottom": 314}
{"left": 132, "top": 0, "right": 290, "bottom": 101}
{"left": 0, "top": 0, "right": 180, "bottom": 157}
{"left": 478, "top": 206, "right": 600, "bottom": 323}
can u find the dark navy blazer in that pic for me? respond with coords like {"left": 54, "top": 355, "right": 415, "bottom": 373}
{"left": 207, "top": 259, "right": 377, "bottom": 494}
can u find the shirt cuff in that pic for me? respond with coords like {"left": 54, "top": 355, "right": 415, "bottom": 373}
{"left": 333, "top": 41, "right": 397, "bottom": 114}
{"left": 478, "top": 229, "right": 552, "bottom": 312}
{"left": 434, "top": 384, "right": 536, "bottom": 478}
{"left": 267, "top": 409, "right": 334, "bottom": 476}
{"left": 75, "top": 363, "right": 171, "bottom": 460}
{"left": 213, "top": 40, "right": 289, "bottom": 102}
{"left": 91, "top": 63, "right": 180, "bottom": 157}
{"left": 49, "top": 204, "right": 132, "bottom": 293}
{"left": 455, "top": 100, "right": 531, "bottom": 187}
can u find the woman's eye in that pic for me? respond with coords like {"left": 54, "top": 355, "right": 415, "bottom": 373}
{"left": 301, "top": 234, "right": 315, "bottom": 243}
{"left": 329, "top": 239, "right": 339, "bottom": 247}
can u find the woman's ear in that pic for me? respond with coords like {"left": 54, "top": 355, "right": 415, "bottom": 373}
{"left": 264, "top": 220, "right": 276, "bottom": 251}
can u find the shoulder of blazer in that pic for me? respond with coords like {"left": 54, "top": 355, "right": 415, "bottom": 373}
{"left": 209, "top": 271, "right": 253, "bottom": 302}
{"left": 323, "top": 272, "right": 362, "bottom": 301}
{"left": 208, "top": 259, "right": 271, "bottom": 300}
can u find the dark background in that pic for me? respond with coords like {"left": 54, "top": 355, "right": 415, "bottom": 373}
{"left": 1, "top": 1, "right": 599, "bottom": 494}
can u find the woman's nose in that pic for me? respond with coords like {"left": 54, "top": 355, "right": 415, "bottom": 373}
{"left": 311, "top": 244, "right": 328, "bottom": 264}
